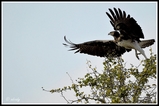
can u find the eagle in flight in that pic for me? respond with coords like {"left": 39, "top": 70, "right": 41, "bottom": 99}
{"left": 63, "top": 8, "right": 155, "bottom": 59}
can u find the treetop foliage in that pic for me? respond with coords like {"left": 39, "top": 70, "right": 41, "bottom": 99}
{"left": 42, "top": 48, "right": 156, "bottom": 104}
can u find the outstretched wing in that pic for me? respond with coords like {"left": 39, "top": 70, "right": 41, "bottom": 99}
{"left": 63, "top": 36, "right": 129, "bottom": 57}
{"left": 106, "top": 8, "right": 144, "bottom": 40}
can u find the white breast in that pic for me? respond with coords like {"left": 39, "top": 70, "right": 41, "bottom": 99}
{"left": 117, "top": 40, "right": 147, "bottom": 59}
{"left": 117, "top": 40, "right": 137, "bottom": 49}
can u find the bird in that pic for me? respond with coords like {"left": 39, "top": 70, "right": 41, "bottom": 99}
{"left": 63, "top": 8, "right": 155, "bottom": 60}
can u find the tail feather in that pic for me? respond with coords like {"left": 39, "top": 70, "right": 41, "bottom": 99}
{"left": 139, "top": 39, "right": 155, "bottom": 48}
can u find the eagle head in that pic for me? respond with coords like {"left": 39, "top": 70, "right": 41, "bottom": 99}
{"left": 108, "top": 31, "right": 120, "bottom": 38}
{"left": 108, "top": 31, "right": 120, "bottom": 42}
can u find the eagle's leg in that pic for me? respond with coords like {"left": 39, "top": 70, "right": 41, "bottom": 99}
{"left": 135, "top": 50, "right": 140, "bottom": 60}
{"left": 133, "top": 41, "right": 148, "bottom": 59}
{"left": 135, "top": 50, "right": 142, "bottom": 60}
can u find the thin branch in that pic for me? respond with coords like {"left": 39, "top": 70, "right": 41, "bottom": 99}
{"left": 61, "top": 91, "right": 70, "bottom": 103}
{"left": 136, "top": 60, "right": 143, "bottom": 68}
{"left": 41, "top": 87, "right": 51, "bottom": 92}
{"left": 66, "top": 72, "right": 74, "bottom": 84}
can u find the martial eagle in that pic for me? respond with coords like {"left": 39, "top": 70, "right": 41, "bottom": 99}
{"left": 63, "top": 8, "right": 155, "bottom": 59}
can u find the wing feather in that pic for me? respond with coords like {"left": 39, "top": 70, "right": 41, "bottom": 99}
{"left": 109, "top": 8, "right": 117, "bottom": 21}
{"left": 123, "top": 11, "right": 126, "bottom": 18}
{"left": 106, "top": 12, "right": 115, "bottom": 23}
{"left": 118, "top": 8, "right": 123, "bottom": 19}
{"left": 63, "top": 36, "right": 128, "bottom": 57}
{"left": 114, "top": 8, "right": 120, "bottom": 20}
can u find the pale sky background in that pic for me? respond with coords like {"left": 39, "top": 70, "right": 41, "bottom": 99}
{"left": 2, "top": 2, "right": 157, "bottom": 104}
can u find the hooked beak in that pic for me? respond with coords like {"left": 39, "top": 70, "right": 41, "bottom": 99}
{"left": 108, "top": 32, "right": 113, "bottom": 36}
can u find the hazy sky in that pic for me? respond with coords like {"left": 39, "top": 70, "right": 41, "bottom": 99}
{"left": 2, "top": 2, "right": 157, "bottom": 104}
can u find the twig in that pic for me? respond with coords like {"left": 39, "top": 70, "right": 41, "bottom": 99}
{"left": 61, "top": 91, "right": 70, "bottom": 103}
{"left": 41, "top": 87, "right": 50, "bottom": 92}
{"left": 66, "top": 72, "right": 74, "bottom": 84}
